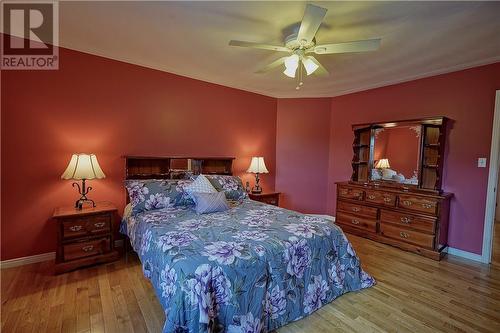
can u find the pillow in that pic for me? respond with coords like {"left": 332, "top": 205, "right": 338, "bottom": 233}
{"left": 191, "top": 191, "right": 230, "bottom": 214}
{"left": 184, "top": 174, "right": 217, "bottom": 201}
{"left": 125, "top": 179, "right": 194, "bottom": 214}
{"left": 205, "top": 175, "right": 248, "bottom": 201}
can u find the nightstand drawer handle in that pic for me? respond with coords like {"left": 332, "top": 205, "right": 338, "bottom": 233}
{"left": 351, "top": 219, "right": 360, "bottom": 225}
{"left": 351, "top": 207, "right": 361, "bottom": 212}
{"left": 422, "top": 203, "right": 434, "bottom": 209}
{"left": 400, "top": 217, "right": 412, "bottom": 224}
{"left": 402, "top": 200, "right": 412, "bottom": 206}
{"left": 341, "top": 189, "right": 348, "bottom": 195}
{"left": 368, "top": 194, "right": 376, "bottom": 200}
{"left": 399, "top": 232, "right": 409, "bottom": 239}
{"left": 94, "top": 222, "right": 106, "bottom": 228}
{"left": 82, "top": 245, "right": 94, "bottom": 252}
{"left": 69, "top": 225, "right": 83, "bottom": 232}
{"left": 383, "top": 197, "right": 392, "bottom": 203}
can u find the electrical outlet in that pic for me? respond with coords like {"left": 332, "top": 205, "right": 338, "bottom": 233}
{"left": 478, "top": 158, "right": 487, "bottom": 168}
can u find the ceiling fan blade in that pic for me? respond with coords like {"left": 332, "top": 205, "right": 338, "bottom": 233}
{"left": 229, "top": 40, "right": 290, "bottom": 52}
{"left": 255, "top": 57, "right": 287, "bottom": 73}
{"left": 311, "top": 39, "right": 381, "bottom": 54}
{"left": 297, "top": 4, "right": 328, "bottom": 44}
{"left": 308, "top": 56, "right": 329, "bottom": 77}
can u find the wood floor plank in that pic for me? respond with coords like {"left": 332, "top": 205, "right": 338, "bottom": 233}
{"left": 2, "top": 232, "right": 500, "bottom": 332}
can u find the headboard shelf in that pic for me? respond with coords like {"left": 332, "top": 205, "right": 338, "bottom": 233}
{"left": 124, "top": 156, "right": 235, "bottom": 180}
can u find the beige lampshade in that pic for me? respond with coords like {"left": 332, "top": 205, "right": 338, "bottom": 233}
{"left": 375, "top": 158, "right": 391, "bottom": 169}
{"left": 246, "top": 157, "right": 269, "bottom": 174}
{"left": 61, "top": 153, "right": 106, "bottom": 180}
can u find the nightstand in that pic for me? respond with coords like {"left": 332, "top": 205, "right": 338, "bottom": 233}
{"left": 249, "top": 192, "right": 281, "bottom": 206}
{"left": 53, "top": 201, "right": 120, "bottom": 274}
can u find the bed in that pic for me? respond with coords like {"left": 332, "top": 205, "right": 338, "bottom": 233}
{"left": 122, "top": 156, "right": 375, "bottom": 333}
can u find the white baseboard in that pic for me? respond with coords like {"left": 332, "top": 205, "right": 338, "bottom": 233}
{"left": 308, "top": 214, "right": 335, "bottom": 222}
{"left": 445, "top": 247, "right": 485, "bottom": 263}
{"left": 0, "top": 252, "right": 55, "bottom": 269}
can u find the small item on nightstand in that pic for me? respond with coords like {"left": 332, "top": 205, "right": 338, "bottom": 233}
{"left": 245, "top": 181, "right": 251, "bottom": 193}
{"left": 247, "top": 156, "right": 269, "bottom": 194}
{"left": 52, "top": 201, "right": 120, "bottom": 274}
{"left": 61, "top": 153, "right": 106, "bottom": 209}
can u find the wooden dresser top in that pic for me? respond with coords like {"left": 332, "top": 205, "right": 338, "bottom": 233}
{"left": 53, "top": 201, "right": 117, "bottom": 219}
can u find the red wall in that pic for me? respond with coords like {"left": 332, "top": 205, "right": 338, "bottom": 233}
{"left": 1, "top": 48, "right": 277, "bottom": 260}
{"left": 327, "top": 63, "right": 500, "bottom": 255}
{"left": 276, "top": 98, "right": 331, "bottom": 214}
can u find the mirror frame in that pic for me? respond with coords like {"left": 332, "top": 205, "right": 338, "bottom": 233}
{"left": 350, "top": 116, "right": 448, "bottom": 193}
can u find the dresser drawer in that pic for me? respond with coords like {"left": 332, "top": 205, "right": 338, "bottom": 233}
{"left": 380, "top": 210, "right": 435, "bottom": 234}
{"left": 338, "top": 186, "right": 364, "bottom": 201}
{"left": 87, "top": 215, "right": 111, "bottom": 234}
{"left": 380, "top": 223, "right": 434, "bottom": 249}
{"left": 336, "top": 212, "right": 376, "bottom": 232}
{"left": 338, "top": 201, "right": 377, "bottom": 219}
{"left": 63, "top": 237, "right": 111, "bottom": 261}
{"left": 365, "top": 190, "right": 396, "bottom": 207}
{"left": 62, "top": 218, "right": 88, "bottom": 238}
{"left": 398, "top": 195, "right": 438, "bottom": 215}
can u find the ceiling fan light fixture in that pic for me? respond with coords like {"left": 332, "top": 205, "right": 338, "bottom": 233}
{"left": 283, "top": 54, "right": 299, "bottom": 78}
{"left": 302, "top": 57, "right": 319, "bottom": 75}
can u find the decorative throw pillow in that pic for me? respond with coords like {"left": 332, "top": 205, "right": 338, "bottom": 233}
{"left": 191, "top": 191, "right": 230, "bottom": 214}
{"left": 205, "top": 175, "right": 248, "bottom": 201}
{"left": 125, "top": 179, "right": 194, "bottom": 214}
{"left": 184, "top": 174, "right": 217, "bottom": 201}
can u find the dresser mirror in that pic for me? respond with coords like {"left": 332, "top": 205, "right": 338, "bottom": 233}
{"left": 351, "top": 117, "right": 448, "bottom": 193}
{"left": 373, "top": 125, "right": 421, "bottom": 185}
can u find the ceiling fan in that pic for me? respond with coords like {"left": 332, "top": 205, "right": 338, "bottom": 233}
{"left": 229, "top": 4, "right": 381, "bottom": 89}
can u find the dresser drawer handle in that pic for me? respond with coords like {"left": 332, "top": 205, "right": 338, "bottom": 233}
{"left": 367, "top": 194, "right": 376, "bottom": 200}
{"left": 351, "top": 207, "right": 361, "bottom": 212}
{"left": 94, "top": 222, "right": 106, "bottom": 228}
{"left": 69, "top": 225, "right": 83, "bottom": 232}
{"left": 351, "top": 219, "right": 360, "bottom": 225}
{"left": 402, "top": 200, "right": 412, "bottom": 206}
{"left": 399, "top": 232, "right": 409, "bottom": 239}
{"left": 422, "top": 203, "right": 434, "bottom": 209}
{"left": 383, "top": 197, "right": 392, "bottom": 203}
{"left": 400, "top": 217, "right": 412, "bottom": 224}
{"left": 341, "top": 189, "right": 348, "bottom": 195}
{"left": 82, "top": 245, "right": 94, "bottom": 252}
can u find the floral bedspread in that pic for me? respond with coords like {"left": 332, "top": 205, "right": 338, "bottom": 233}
{"left": 125, "top": 199, "right": 375, "bottom": 333}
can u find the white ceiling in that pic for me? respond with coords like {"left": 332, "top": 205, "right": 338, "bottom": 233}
{"left": 58, "top": 1, "right": 500, "bottom": 98}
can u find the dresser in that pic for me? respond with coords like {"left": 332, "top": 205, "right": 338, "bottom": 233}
{"left": 53, "top": 202, "right": 120, "bottom": 274}
{"left": 336, "top": 182, "right": 452, "bottom": 260}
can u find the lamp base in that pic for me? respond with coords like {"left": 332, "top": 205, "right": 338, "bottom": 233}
{"left": 251, "top": 173, "right": 263, "bottom": 194}
{"left": 251, "top": 188, "right": 262, "bottom": 194}
{"left": 72, "top": 179, "right": 96, "bottom": 210}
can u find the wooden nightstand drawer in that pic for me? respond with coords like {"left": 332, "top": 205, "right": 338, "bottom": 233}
{"left": 62, "top": 214, "right": 110, "bottom": 239}
{"left": 63, "top": 237, "right": 111, "bottom": 261}
{"left": 87, "top": 215, "right": 111, "bottom": 234}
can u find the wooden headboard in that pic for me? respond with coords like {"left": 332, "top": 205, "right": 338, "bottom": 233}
{"left": 124, "top": 156, "right": 235, "bottom": 180}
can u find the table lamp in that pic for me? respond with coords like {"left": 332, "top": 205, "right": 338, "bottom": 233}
{"left": 246, "top": 156, "right": 269, "bottom": 194}
{"left": 61, "top": 153, "right": 106, "bottom": 209}
{"left": 375, "top": 158, "right": 391, "bottom": 169}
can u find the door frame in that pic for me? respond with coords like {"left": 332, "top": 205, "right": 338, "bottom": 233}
{"left": 482, "top": 90, "right": 500, "bottom": 263}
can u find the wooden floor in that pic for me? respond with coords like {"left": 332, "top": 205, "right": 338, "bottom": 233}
{"left": 491, "top": 222, "right": 500, "bottom": 267}
{"left": 2, "top": 233, "right": 500, "bottom": 333}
